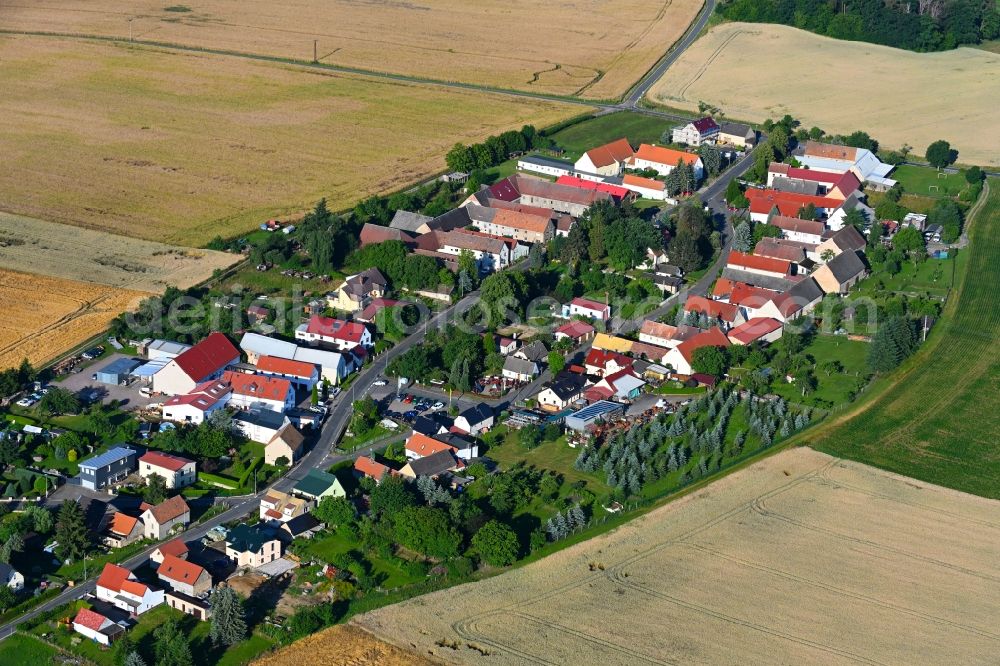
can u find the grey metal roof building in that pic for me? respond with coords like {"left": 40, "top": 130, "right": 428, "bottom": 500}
{"left": 564, "top": 400, "right": 625, "bottom": 432}
{"left": 77, "top": 446, "right": 137, "bottom": 491}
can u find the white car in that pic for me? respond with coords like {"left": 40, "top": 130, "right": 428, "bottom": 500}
{"left": 432, "top": 401, "right": 445, "bottom": 410}
{"left": 16, "top": 398, "right": 34, "bottom": 407}
{"left": 372, "top": 380, "right": 387, "bottom": 387}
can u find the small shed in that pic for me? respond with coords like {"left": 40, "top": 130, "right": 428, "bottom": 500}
{"left": 96, "top": 358, "right": 142, "bottom": 385}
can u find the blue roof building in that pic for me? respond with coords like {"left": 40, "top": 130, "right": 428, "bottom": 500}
{"left": 564, "top": 400, "right": 625, "bottom": 433}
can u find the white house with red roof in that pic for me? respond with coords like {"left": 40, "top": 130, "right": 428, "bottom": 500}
{"left": 727, "top": 318, "right": 784, "bottom": 346}
{"left": 562, "top": 297, "right": 611, "bottom": 322}
{"left": 139, "top": 451, "right": 196, "bottom": 489}
{"left": 554, "top": 320, "right": 596, "bottom": 345}
{"left": 161, "top": 379, "right": 231, "bottom": 425}
{"left": 405, "top": 432, "right": 459, "bottom": 460}
{"left": 158, "top": 554, "right": 213, "bottom": 598}
{"left": 621, "top": 174, "right": 668, "bottom": 201}
{"left": 584, "top": 348, "right": 633, "bottom": 377}
{"left": 663, "top": 327, "right": 731, "bottom": 375}
{"left": 73, "top": 607, "right": 125, "bottom": 646}
{"left": 726, "top": 251, "right": 794, "bottom": 279}
{"left": 683, "top": 295, "right": 747, "bottom": 330}
{"left": 150, "top": 538, "right": 189, "bottom": 567}
{"left": 255, "top": 355, "right": 319, "bottom": 390}
{"left": 295, "top": 315, "right": 372, "bottom": 351}
{"left": 629, "top": 144, "right": 705, "bottom": 180}
{"left": 588, "top": 368, "right": 646, "bottom": 401}
{"left": 222, "top": 371, "right": 295, "bottom": 413}
{"left": 152, "top": 332, "right": 240, "bottom": 396}
{"left": 574, "top": 138, "right": 635, "bottom": 176}
{"left": 671, "top": 117, "right": 720, "bottom": 147}
{"left": 354, "top": 455, "right": 398, "bottom": 484}
{"left": 96, "top": 562, "right": 164, "bottom": 616}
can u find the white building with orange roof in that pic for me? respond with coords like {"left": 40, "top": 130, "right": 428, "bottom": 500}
{"left": 629, "top": 144, "right": 704, "bottom": 180}
{"left": 222, "top": 371, "right": 295, "bottom": 413}
{"left": 255, "top": 355, "right": 319, "bottom": 390}
{"left": 95, "top": 563, "right": 164, "bottom": 616}
{"left": 574, "top": 138, "right": 635, "bottom": 177}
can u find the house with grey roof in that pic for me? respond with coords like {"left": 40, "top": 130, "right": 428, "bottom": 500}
{"left": 502, "top": 356, "right": 539, "bottom": 383}
{"left": 399, "top": 450, "right": 462, "bottom": 479}
{"left": 812, "top": 250, "right": 869, "bottom": 294}
{"left": 389, "top": 209, "right": 434, "bottom": 233}
{"left": 77, "top": 447, "right": 137, "bottom": 491}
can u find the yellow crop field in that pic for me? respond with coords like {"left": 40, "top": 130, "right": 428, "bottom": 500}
{"left": 0, "top": 212, "right": 238, "bottom": 292}
{"left": 253, "top": 624, "right": 439, "bottom": 666}
{"left": 0, "top": 269, "right": 148, "bottom": 370}
{"left": 649, "top": 23, "right": 1000, "bottom": 167}
{"left": 0, "top": 35, "right": 582, "bottom": 246}
{"left": 0, "top": 0, "right": 703, "bottom": 99}
{"left": 358, "top": 448, "right": 1000, "bottom": 665}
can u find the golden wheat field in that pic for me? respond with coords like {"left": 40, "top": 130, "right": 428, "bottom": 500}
{"left": 650, "top": 23, "right": 1000, "bottom": 166}
{"left": 0, "top": 35, "right": 582, "bottom": 246}
{"left": 357, "top": 448, "right": 1000, "bottom": 665}
{"left": 0, "top": 0, "right": 703, "bottom": 99}
{"left": 0, "top": 269, "right": 148, "bottom": 370}
{"left": 253, "top": 624, "right": 440, "bottom": 666}
{"left": 0, "top": 212, "right": 238, "bottom": 292}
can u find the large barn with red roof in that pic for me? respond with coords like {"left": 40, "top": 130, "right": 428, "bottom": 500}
{"left": 152, "top": 332, "right": 240, "bottom": 396}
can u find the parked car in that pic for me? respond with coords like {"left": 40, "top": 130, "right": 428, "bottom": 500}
{"left": 403, "top": 410, "right": 417, "bottom": 420}
{"left": 16, "top": 398, "right": 34, "bottom": 408}
{"left": 432, "top": 401, "right": 445, "bottom": 410}
{"left": 403, "top": 394, "right": 414, "bottom": 404}
{"left": 372, "top": 380, "right": 387, "bottom": 387}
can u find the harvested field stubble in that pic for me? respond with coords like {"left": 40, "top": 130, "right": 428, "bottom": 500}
{"left": 650, "top": 23, "right": 1000, "bottom": 166}
{"left": 0, "top": 212, "right": 238, "bottom": 292}
{"left": 0, "top": 269, "right": 147, "bottom": 369}
{"left": 0, "top": 35, "right": 582, "bottom": 245}
{"left": 357, "top": 448, "right": 1000, "bottom": 665}
{"left": 0, "top": 0, "right": 704, "bottom": 99}
{"left": 252, "top": 624, "right": 439, "bottom": 666}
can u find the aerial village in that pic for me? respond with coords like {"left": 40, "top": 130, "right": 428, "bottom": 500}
{"left": 0, "top": 113, "right": 945, "bottom": 655}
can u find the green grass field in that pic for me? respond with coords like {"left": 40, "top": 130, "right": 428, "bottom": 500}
{"left": 301, "top": 526, "right": 425, "bottom": 589}
{"left": 892, "top": 164, "right": 970, "bottom": 199}
{"left": 769, "top": 334, "right": 869, "bottom": 408}
{"left": 811, "top": 181, "right": 1000, "bottom": 498}
{"left": 855, "top": 252, "right": 958, "bottom": 300}
{"left": 0, "top": 633, "right": 60, "bottom": 663}
{"left": 547, "top": 112, "right": 674, "bottom": 160}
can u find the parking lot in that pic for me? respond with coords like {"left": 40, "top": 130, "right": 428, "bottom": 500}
{"left": 57, "top": 353, "right": 158, "bottom": 410}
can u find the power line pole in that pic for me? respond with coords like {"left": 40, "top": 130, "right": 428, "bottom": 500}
{"left": 128, "top": 18, "right": 133, "bottom": 41}
{"left": 313, "top": 40, "right": 318, "bottom": 63}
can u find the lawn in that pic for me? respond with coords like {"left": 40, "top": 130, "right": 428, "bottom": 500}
{"left": 892, "top": 164, "right": 971, "bottom": 199}
{"left": 0, "top": 633, "right": 60, "bottom": 663}
{"left": 768, "top": 334, "right": 870, "bottom": 408}
{"left": 546, "top": 112, "right": 675, "bottom": 161}
{"left": 301, "top": 526, "right": 426, "bottom": 589}
{"left": 810, "top": 181, "right": 1000, "bottom": 498}
{"left": 487, "top": 433, "right": 611, "bottom": 499}
{"left": 31, "top": 604, "right": 276, "bottom": 666}
{"left": 855, "top": 252, "right": 958, "bottom": 300}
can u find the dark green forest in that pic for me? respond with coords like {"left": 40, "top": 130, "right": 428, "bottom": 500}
{"left": 717, "top": 0, "right": 1000, "bottom": 51}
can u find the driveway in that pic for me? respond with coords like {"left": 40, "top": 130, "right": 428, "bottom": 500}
{"left": 57, "top": 354, "right": 158, "bottom": 410}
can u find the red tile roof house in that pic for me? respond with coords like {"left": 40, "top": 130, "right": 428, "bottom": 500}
{"left": 727, "top": 317, "right": 784, "bottom": 346}
{"left": 73, "top": 607, "right": 125, "bottom": 646}
{"left": 255, "top": 354, "right": 320, "bottom": 390}
{"left": 726, "top": 251, "right": 794, "bottom": 279}
{"left": 150, "top": 538, "right": 189, "bottom": 567}
{"left": 152, "top": 332, "right": 240, "bottom": 396}
{"left": 584, "top": 348, "right": 634, "bottom": 378}
{"left": 295, "top": 315, "right": 373, "bottom": 351}
{"left": 746, "top": 188, "right": 843, "bottom": 223}
{"left": 355, "top": 298, "right": 404, "bottom": 324}
{"left": 102, "top": 512, "right": 144, "bottom": 549}
{"left": 554, "top": 320, "right": 596, "bottom": 344}
{"left": 158, "top": 553, "right": 213, "bottom": 598}
{"left": 354, "top": 455, "right": 398, "bottom": 484}
{"left": 767, "top": 164, "right": 861, "bottom": 200}
{"left": 663, "top": 327, "right": 731, "bottom": 375}
{"left": 161, "top": 379, "right": 232, "bottom": 425}
{"left": 95, "top": 562, "right": 165, "bottom": 616}
{"left": 671, "top": 116, "right": 720, "bottom": 147}
{"left": 222, "top": 370, "right": 295, "bottom": 413}
{"left": 141, "top": 495, "right": 191, "bottom": 540}
{"left": 359, "top": 222, "right": 415, "bottom": 248}
{"left": 563, "top": 297, "right": 611, "bottom": 322}
{"left": 573, "top": 137, "right": 635, "bottom": 176}
{"left": 404, "top": 432, "right": 459, "bottom": 460}
{"left": 629, "top": 144, "right": 705, "bottom": 181}
{"left": 682, "top": 295, "right": 747, "bottom": 331}
{"left": 139, "top": 451, "right": 196, "bottom": 490}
